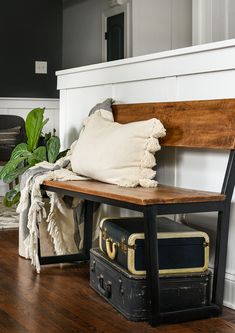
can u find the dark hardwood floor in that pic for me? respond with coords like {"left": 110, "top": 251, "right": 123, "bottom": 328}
{"left": 0, "top": 230, "right": 235, "bottom": 333}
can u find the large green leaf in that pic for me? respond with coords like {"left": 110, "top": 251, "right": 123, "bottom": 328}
{"left": 33, "top": 146, "right": 47, "bottom": 162}
{"left": 0, "top": 156, "right": 27, "bottom": 182}
{"left": 46, "top": 136, "right": 60, "bottom": 163}
{"left": 27, "top": 146, "right": 47, "bottom": 166}
{"left": 26, "top": 108, "right": 48, "bottom": 152}
{"left": 2, "top": 165, "right": 31, "bottom": 183}
{"left": 3, "top": 185, "right": 21, "bottom": 207}
{"left": 10, "top": 143, "right": 31, "bottom": 160}
{"left": 0, "top": 143, "right": 32, "bottom": 182}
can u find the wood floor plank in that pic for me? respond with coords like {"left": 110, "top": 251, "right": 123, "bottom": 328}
{"left": 0, "top": 230, "right": 235, "bottom": 333}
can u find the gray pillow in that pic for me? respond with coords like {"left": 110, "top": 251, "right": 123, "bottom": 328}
{"left": 78, "top": 98, "right": 114, "bottom": 137}
{"left": 88, "top": 98, "right": 114, "bottom": 116}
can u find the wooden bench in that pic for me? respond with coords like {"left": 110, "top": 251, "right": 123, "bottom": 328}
{"left": 41, "top": 98, "right": 235, "bottom": 326}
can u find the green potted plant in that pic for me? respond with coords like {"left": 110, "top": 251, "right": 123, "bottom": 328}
{"left": 0, "top": 108, "right": 64, "bottom": 207}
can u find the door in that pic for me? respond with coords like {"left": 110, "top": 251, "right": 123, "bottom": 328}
{"left": 106, "top": 12, "right": 124, "bottom": 61}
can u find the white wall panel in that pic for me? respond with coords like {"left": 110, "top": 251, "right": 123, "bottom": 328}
{"left": 132, "top": 0, "right": 172, "bottom": 56}
{"left": 113, "top": 77, "right": 177, "bottom": 103}
{"left": 60, "top": 85, "right": 113, "bottom": 150}
{"left": 177, "top": 70, "right": 235, "bottom": 101}
{"left": 59, "top": 90, "right": 68, "bottom": 151}
{"left": 63, "top": 0, "right": 107, "bottom": 68}
{"left": 171, "top": 0, "right": 192, "bottom": 50}
{"left": 175, "top": 61, "right": 235, "bottom": 308}
{"left": 212, "top": 0, "right": 227, "bottom": 42}
{"left": 176, "top": 150, "right": 226, "bottom": 192}
{"left": 228, "top": 0, "right": 235, "bottom": 39}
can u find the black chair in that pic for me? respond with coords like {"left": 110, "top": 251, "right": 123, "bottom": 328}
{"left": 0, "top": 115, "right": 26, "bottom": 188}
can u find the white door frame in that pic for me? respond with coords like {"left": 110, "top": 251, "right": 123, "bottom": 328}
{"left": 102, "top": 2, "right": 132, "bottom": 62}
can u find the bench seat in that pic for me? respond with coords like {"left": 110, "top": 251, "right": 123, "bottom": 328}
{"left": 43, "top": 179, "right": 225, "bottom": 205}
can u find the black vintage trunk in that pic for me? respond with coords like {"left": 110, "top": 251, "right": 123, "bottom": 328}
{"left": 90, "top": 249, "right": 211, "bottom": 321}
{"left": 99, "top": 217, "right": 209, "bottom": 275}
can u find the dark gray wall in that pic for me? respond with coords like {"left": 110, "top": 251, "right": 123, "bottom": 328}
{"left": 0, "top": 0, "right": 63, "bottom": 98}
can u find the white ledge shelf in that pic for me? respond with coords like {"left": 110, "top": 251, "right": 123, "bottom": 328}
{"left": 56, "top": 39, "right": 235, "bottom": 90}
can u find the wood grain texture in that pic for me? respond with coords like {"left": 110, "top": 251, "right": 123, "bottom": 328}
{"left": 112, "top": 99, "right": 235, "bottom": 149}
{"left": 43, "top": 180, "right": 225, "bottom": 205}
{"left": 0, "top": 230, "right": 235, "bottom": 333}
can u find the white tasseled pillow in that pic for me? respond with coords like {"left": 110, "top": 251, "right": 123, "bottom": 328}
{"left": 71, "top": 113, "right": 166, "bottom": 187}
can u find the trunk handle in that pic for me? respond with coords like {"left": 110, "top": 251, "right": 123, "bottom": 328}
{"left": 106, "top": 238, "right": 118, "bottom": 260}
{"left": 98, "top": 275, "right": 112, "bottom": 298}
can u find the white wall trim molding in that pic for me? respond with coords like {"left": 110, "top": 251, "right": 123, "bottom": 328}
{"left": 57, "top": 39, "right": 235, "bottom": 90}
{"left": 224, "top": 274, "right": 235, "bottom": 310}
{"left": 208, "top": 268, "right": 235, "bottom": 310}
{"left": 0, "top": 97, "right": 59, "bottom": 109}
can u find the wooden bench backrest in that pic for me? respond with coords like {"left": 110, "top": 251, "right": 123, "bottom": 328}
{"left": 112, "top": 99, "right": 235, "bottom": 149}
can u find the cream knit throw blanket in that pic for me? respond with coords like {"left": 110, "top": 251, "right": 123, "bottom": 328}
{"left": 17, "top": 98, "right": 114, "bottom": 273}
{"left": 17, "top": 153, "right": 91, "bottom": 273}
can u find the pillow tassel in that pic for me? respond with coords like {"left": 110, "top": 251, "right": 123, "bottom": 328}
{"left": 146, "top": 137, "right": 161, "bottom": 153}
{"left": 141, "top": 151, "right": 156, "bottom": 168}
{"left": 139, "top": 178, "right": 158, "bottom": 188}
{"left": 151, "top": 119, "right": 166, "bottom": 139}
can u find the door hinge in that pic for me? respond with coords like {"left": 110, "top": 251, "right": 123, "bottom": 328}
{"left": 105, "top": 32, "right": 109, "bottom": 40}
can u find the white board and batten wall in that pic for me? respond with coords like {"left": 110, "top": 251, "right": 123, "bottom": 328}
{"left": 57, "top": 39, "right": 235, "bottom": 310}
{"left": 0, "top": 98, "right": 59, "bottom": 195}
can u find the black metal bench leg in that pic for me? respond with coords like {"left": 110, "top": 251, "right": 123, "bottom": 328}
{"left": 82, "top": 200, "right": 94, "bottom": 260}
{"left": 212, "top": 205, "right": 231, "bottom": 310}
{"left": 143, "top": 206, "right": 160, "bottom": 326}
